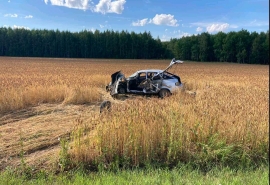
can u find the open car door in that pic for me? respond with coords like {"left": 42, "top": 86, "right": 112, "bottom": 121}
{"left": 160, "top": 58, "right": 183, "bottom": 76}
{"left": 110, "top": 71, "right": 125, "bottom": 96}
{"left": 149, "top": 58, "right": 183, "bottom": 80}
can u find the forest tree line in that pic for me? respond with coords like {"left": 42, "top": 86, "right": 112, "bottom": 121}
{"left": 0, "top": 27, "right": 268, "bottom": 64}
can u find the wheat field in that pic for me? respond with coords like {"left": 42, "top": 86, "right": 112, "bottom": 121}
{"left": 0, "top": 57, "right": 268, "bottom": 171}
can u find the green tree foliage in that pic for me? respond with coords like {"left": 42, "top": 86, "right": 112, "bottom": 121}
{"left": 235, "top": 29, "right": 250, "bottom": 63}
{"left": 0, "top": 27, "right": 170, "bottom": 59}
{"left": 0, "top": 27, "right": 268, "bottom": 64}
{"left": 213, "top": 32, "right": 226, "bottom": 62}
{"left": 198, "top": 32, "right": 213, "bottom": 61}
{"left": 165, "top": 29, "right": 268, "bottom": 64}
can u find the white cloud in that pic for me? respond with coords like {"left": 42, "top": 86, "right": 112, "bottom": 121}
{"left": 249, "top": 19, "right": 269, "bottom": 27}
{"left": 83, "top": 27, "right": 96, "bottom": 32}
{"left": 132, "top": 14, "right": 179, "bottom": 27}
{"left": 206, "top": 23, "right": 229, "bottom": 33}
{"left": 181, "top": 23, "right": 191, "bottom": 28}
{"left": 161, "top": 30, "right": 191, "bottom": 41}
{"left": 196, "top": 27, "right": 203, "bottom": 32}
{"left": 89, "top": 28, "right": 96, "bottom": 32}
{"left": 4, "top": 14, "right": 18, "bottom": 18}
{"left": 25, "top": 15, "right": 33, "bottom": 19}
{"left": 176, "top": 30, "right": 190, "bottom": 37}
{"left": 191, "top": 22, "right": 235, "bottom": 33}
{"left": 3, "top": 24, "right": 30, "bottom": 29}
{"left": 160, "top": 35, "right": 171, "bottom": 41}
{"left": 44, "top": 0, "right": 126, "bottom": 14}
{"left": 150, "top": 14, "right": 179, "bottom": 27}
{"left": 94, "top": 0, "right": 126, "bottom": 14}
{"left": 99, "top": 21, "right": 110, "bottom": 29}
{"left": 44, "top": 0, "right": 91, "bottom": 10}
{"left": 13, "top": 25, "right": 30, "bottom": 30}
{"left": 132, "top": 18, "right": 149, "bottom": 26}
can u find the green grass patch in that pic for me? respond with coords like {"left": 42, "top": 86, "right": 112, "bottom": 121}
{"left": 1, "top": 165, "right": 268, "bottom": 185}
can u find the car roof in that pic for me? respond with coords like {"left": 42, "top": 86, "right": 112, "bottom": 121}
{"left": 136, "top": 69, "right": 163, "bottom": 73}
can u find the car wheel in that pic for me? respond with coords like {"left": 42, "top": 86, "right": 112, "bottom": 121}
{"left": 159, "top": 89, "right": 171, "bottom": 98}
{"left": 118, "top": 86, "right": 126, "bottom": 94}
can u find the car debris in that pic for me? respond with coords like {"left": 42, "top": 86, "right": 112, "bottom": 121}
{"left": 106, "top": 58, "right": 184, "bottom": 98}
{"left": 100, "top": 100, "right": 112, "bottom": 113}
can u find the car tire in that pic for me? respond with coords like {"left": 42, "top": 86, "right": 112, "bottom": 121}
{"left": 158, "top": 89, "right": 171, "bottom": 98}
{"left": 118, "top": 86, "right": 126, "bottom": 94}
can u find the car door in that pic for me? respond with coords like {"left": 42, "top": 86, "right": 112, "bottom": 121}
{"left": 138, "top": 72, "right": 146, "bottom": 84}
{"left": 138, "top": 72, "right": 162, "bottom": 93}
{"left": 135, "top": 72, "right": 146, "bottom": 91}
{"left": 127, "top": 72, "right": 138, "bottom": 91}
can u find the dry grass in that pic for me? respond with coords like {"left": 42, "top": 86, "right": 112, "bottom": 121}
{"left": 69, "top": 61, "right": 269, "bottom": 169}
{"left": 70, "top": 88, "right": 269, "bottom": 168}
{"left": 0, "top": 57, "right": 268, "bottom": 171}
{"left": 0, "top": 57, "right": 117, "bottom": 114}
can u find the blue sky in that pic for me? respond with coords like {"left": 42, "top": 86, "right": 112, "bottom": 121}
{"left": 1, "top": 0, "right": 269, "bottom": 41}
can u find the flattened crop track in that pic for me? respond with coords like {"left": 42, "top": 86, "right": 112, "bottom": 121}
{"left": 0, "top": 89, "right": 141, "bottom": 171}
{"left": 0, "top": 103, "right": 100, "bottom": 171}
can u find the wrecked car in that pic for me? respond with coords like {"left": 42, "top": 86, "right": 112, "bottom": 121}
{"left": 106, "top": 58, "right": 184, "bottom": 98}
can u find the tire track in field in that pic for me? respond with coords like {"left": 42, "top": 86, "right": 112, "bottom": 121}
{"left": 0, "top": 103, "right": 100, "bottom": 171}
{"left": 0, "top": 89, "right": 142, "bottom": 171}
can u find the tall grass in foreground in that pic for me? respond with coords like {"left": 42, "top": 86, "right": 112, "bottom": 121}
{"left": 70, "top": 82, "right": 269, "bottom": 170}
{"left": 0, "top": 165, "right": 268, "bottom": 185}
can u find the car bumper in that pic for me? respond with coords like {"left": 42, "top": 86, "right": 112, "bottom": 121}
{"left": 169, "top": 83, "right": 184, "bottom": 93}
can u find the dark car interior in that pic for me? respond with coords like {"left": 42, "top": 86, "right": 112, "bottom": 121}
{"left": 128, "top": 72, "right": 146, "bottom": 91}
